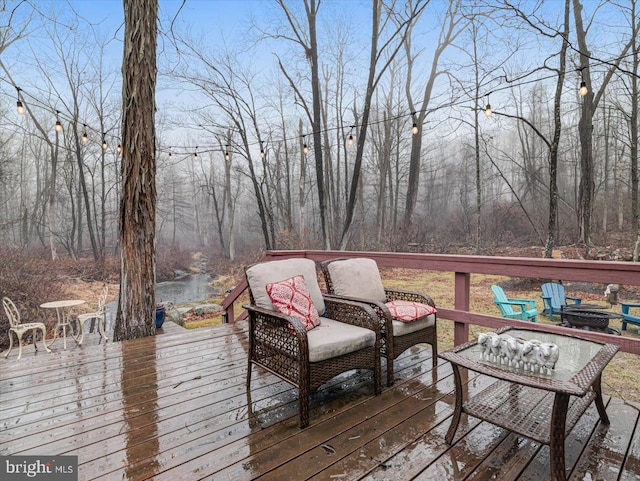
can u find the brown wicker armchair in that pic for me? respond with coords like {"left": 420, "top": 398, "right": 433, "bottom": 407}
{"left": 320, "top": 257, "right": 437, "bottom": 386}
{"left": 244, "top": 258, "right": 381, "bottom": 428}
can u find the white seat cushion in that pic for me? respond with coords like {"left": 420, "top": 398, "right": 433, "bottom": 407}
{"left": 392, "top": 314, "right": 436, "bottom": 337}
{"left": 246, "top": 258, "right": 325, "bottom": 316}
{"left": 326, "top": 258, "right": 386, "bottom": 303}
{"left": 307, "top": 318, "right": 375, "bottom": 363}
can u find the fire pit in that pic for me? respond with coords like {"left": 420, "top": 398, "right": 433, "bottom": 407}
{"left": 560, "top": 309, "right": 622, "bottom": 335}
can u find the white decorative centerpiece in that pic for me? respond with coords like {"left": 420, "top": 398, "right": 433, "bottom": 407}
{"left": 477, "top": 332, "right": 559, "bottom": 375}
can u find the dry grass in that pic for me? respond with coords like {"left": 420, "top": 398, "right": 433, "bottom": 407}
{"left": 380, "top": 267, "right": 640, "bottom": 403}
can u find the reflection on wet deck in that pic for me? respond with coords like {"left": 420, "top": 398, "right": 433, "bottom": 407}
{"left": 1, "top": 321, "right": 639, "bottom": 480}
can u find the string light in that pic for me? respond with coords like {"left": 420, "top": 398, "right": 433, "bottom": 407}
{"left": 116, "top": 144, "right": 122, "bottom": 154}
{"left": 8, "top": 50, "right": 631, "bottom": 156}
{"left": 168, "top": 149, "right": 173, "bottom": 161}
{"left": 348, "top": 126, "right": 354, "bottom": 147}
{"left": 484, "top": 95, "right": 492, "bottom": 118}
{"left": 16, "top": 87, "right": 24, "bottom": 115}
{"left": 579, "top": 81, "right": 588, "bottom": 97}
{"left": 194, "top": 146, "right": 198, "bottom": 160}
{"left": 55, "top": 111, "right": 62, "bottom": 132}
{"left": 225, "top": 145, "right": 230, "bottom": 161}
{"left": 302, "top": 136, "right": 308, "bottom": 154}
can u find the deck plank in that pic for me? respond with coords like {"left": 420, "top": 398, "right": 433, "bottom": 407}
{"left": 570, "top": 397, "right": 640, "bottom": 480}
{"left": 308, "top": 375, "right": 497, "bottom": 481}
{"left": 619, "top": 401, "right": 640, "bottom": 481}
{"left": 0, "top": 321, "right": 635, "bottom": 481}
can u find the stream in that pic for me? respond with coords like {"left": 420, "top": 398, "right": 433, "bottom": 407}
{"left": 104, "top": 273, "right": 219, "bottom": 330}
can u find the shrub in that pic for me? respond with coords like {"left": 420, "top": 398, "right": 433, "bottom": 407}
{"left": 0, "top": 248, "right": 68, "bottom": 349}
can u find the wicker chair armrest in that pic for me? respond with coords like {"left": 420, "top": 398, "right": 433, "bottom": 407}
{"left": 322, "top": 296, "right": 381, "bottom": 336}
{"left": 384, "top": 289, "right": 436, "bottom": 308}
{"left": 243, "top": 304, "right": 309, "bottom": 350}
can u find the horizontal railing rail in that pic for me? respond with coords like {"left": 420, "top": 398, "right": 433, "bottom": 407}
{"left": 221, "top": 250, "right": 640, "bottom": 354}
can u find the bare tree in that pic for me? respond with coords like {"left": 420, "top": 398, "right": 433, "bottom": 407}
{"left": 338, "top": 0, "right": 428, "bottom": 249}
{"left": 272, "top": 0, "right": 330, "bottom": 248}
{"left": 572, "top": 0, "right": 634, "bottom": 254}
{"left": 114, "top": 0, "right": 158, "bottom": 341}
{"left": 403, "top": 0, "right": 466, "bottom": 229}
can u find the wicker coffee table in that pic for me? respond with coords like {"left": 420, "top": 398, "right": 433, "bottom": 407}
{"left": 439, "top": 327, "right": 619, "bottom": 481}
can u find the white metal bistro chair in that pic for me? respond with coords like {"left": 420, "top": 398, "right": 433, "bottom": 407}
{"left": 3, "top": 297, "right": 51, "bottom": 360}
{"left": 76, "top": 286, "right": 109, "bottom": 344}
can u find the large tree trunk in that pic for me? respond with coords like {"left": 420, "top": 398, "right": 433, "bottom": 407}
{"left": 114, "top": 0, "right": 158, "bottom": 341}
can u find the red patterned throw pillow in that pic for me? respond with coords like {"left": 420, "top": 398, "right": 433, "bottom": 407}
{"left": 266, "top": 275, "right": 321, "bottom": 331}
{"left": 385, "top": 300, "right": 436, "bottom": 322}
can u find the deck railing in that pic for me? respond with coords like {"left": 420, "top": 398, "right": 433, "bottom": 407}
{"left": 221, "top": 250, "right": 640, "bottom": 355}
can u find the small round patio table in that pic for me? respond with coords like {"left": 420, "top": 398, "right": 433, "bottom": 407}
{"left": 40, "top": 299, "right": 86, "bottom": 350}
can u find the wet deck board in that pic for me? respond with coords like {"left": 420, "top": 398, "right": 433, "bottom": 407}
{"left": 1, "top": 321, "right": 638, "bottom": 481}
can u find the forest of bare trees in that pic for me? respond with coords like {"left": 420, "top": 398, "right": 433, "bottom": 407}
{"left": 0, "top": 0, "right": 638, "bottom": 262}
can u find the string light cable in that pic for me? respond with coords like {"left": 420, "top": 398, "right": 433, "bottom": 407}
{"left": 3, "top": 47, "right": 637, "bottom": 157}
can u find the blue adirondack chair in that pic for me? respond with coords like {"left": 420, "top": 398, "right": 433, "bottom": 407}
{"left": 540, "top": 282, "right": 582, "bottom": 321}
{"left": 491, "top": 285, "right": 538, "bottom": 322}
{"left": 621, "top": 302, "right": 640, "bottom": 332}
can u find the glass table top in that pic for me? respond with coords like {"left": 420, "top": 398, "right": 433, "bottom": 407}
{"left": 455, "top": 328, "right": 605, "bottom": 382}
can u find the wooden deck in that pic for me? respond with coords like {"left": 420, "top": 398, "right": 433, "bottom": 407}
{"left": 1, "top": 321, "right": 639, "bottom": 481}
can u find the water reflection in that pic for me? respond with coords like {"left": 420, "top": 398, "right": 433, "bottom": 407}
{"left": 155, "top": 273, "right": 218, "bottom": 304}
{"left": 122, "top": 337, "right": 160, "bottom": 479}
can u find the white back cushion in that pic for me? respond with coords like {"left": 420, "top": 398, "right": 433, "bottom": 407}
{"left": 246, "top": 258, "right": 325, "bottom": 315}
{"left": 326, "top": 258, "right": 386, "bottom": 303}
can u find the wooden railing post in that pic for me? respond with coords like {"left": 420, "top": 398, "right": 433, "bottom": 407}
{"left": 454, "top": 271, "right": 470, "bottom": 346}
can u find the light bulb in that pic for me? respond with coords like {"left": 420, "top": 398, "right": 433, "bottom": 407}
{"left": 348, "top": 134, "right": 353, "bottom": 147}
{"left": 484, "top": 104, "right": 492, "bottom": 118}
{"left": 194, "top": 152, "right": 198, "bottom": 160}
{"left": 579, "top": 81, "right": 588, "bottom": 97}
{"left": 303, "top": 143, "right": 308, "bottom": 154}
{"left": 17, "top": 100, "right": 24, "bottom": 115}
{"left": 82, "top": 133, "right": 88, "bottom": 144}
{"left": 412, "top": 123, "right": 418, "bottom": 135}
{"left": 55, "top": 120, "right": 62, "bottom": 132}
{"left": 102, "top": 139, "right": 107, "bottom": 150}
{"left": 225, "top": 151, "right": 230, "bottom": 161}
{"left": 260, "top": 149, "right": 265, "bottom": 159}
{"left": 169, "top": 152, "right": 173, "bottom": 161}
{"left": 117, "top": 144, "right": 122, "bottom": 154}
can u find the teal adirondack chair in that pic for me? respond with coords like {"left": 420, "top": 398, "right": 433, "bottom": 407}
{"left": 540, "top": 282, "right": 582, "bottom": 321}
{"left": 491, "top": 285, "right": 538, "bottom": 322}
{"left": 621, "top": 302, "right": 640, "bottom": 332}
